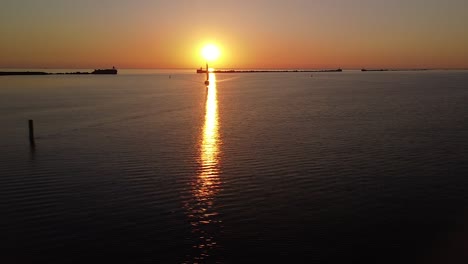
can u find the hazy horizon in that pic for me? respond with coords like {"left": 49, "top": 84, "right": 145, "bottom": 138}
{"left": 1, "top": 0, "right": 467, "bottom": 69}
{"left": 2, "top": 67, "right": 468, "bottom": 71}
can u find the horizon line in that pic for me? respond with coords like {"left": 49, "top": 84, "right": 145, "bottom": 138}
{"left": 2, "top": 67, "right": 468, "bottom": 71}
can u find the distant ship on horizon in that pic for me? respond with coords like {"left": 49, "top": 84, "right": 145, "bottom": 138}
{"left": 92, "top": 67, "right": 117, "bottom": 74}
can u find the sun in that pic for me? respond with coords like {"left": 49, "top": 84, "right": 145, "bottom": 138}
{"left": 202, "top": 44, "right": 220, "bottom": 62}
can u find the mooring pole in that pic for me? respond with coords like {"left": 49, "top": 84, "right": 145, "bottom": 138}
{"left": 29, "top": 119, "right": 35, "bottom": 146}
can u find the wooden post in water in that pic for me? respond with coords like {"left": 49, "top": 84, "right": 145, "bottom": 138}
{"left": 29, "top": 119, "right": 35, "bottom": 147}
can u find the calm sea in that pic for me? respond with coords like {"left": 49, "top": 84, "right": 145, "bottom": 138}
{"left": 1, "top": 70, "right": 468, "bottom": 263}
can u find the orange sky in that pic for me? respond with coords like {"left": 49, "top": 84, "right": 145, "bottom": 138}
{"left": 1, "top": 0, "right": 467, "bottom": 69}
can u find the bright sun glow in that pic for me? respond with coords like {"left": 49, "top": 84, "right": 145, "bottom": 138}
{"left": 202, "top": 44, "right": 220, "bottom": 61}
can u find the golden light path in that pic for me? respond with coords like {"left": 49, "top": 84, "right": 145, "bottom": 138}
{"left": 200, "top": 73, "right": 219, "bottom": 173}
{"left": 187, "top": 72, "right": 221, "bottom": 262}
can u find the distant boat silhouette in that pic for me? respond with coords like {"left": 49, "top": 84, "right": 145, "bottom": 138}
{"left": 92, "top": 67, "right": 117, "bottom": 74}
{"left": 203, "top": 63, "right": 209, "bottom": 85}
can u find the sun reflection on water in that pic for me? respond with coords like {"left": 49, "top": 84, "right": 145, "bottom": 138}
{"left": 186, "top": 72, "right": 221, "bottom": 262}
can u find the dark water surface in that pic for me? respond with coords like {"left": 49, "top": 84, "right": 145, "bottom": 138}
{"left": 1, "top": 70, "right": 468, "bottom": 263}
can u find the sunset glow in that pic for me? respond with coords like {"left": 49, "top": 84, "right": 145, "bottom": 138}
{"left": 202, "top": 45, "right": 220, "bottom": 62}
{"left": 1, "top": 1, "right": 467, "bottom": 69}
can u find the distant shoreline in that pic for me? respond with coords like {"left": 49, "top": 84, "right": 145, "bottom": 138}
{"left": 361, "top": 68, "right": 429, "bottom": 72}
{"left": 0, "top": 68, "right": 117, "bottom": 76}
{"left": 1, "top": 68, "right": 466, "bottom": 76}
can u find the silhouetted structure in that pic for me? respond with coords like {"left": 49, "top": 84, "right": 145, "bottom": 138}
{"left": 361, "top": 68, "right": 428, "bottom": 72}
{"left": 0, "top": 71, "right": 48, "bottom": 76}
{"left": 196, "top": 68, "right": 343, "bottom": 74}
{"left": 361, "top": 68, "right": 388, "bottom": 72}
{"left": 29, "top": 120, "right": 35, "bottom": 147}
{"left": 1, "top": 67, "right": 118, "bottom": 76}
{"left": 92, "top": 67, "right": 117, "bottom": 74}
{"left": 204, "top": 63, "right": 210, "bottom": 85}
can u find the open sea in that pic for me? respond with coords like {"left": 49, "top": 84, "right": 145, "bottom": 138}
{"left": 1, "top": 70, "right": 468, "bottom": 263}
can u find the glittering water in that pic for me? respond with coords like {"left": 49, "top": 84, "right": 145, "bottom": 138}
{"left": 1, "top": 70, "right": 468, "bottom": 263}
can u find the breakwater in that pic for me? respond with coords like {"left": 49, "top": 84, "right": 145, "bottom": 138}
{"left": 196, "top": 68, "right": 342, "bottom": 73}
{"left": 0, "top": 68, "right": 117, "bottom": 76}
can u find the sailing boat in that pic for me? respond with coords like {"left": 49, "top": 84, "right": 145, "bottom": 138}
{"left": 204, "top": 62, "right": 209, "bottom": 85}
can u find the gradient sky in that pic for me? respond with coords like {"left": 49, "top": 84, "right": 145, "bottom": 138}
{"left": 1, "top": 0, "right": 467, "bottom": 69}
